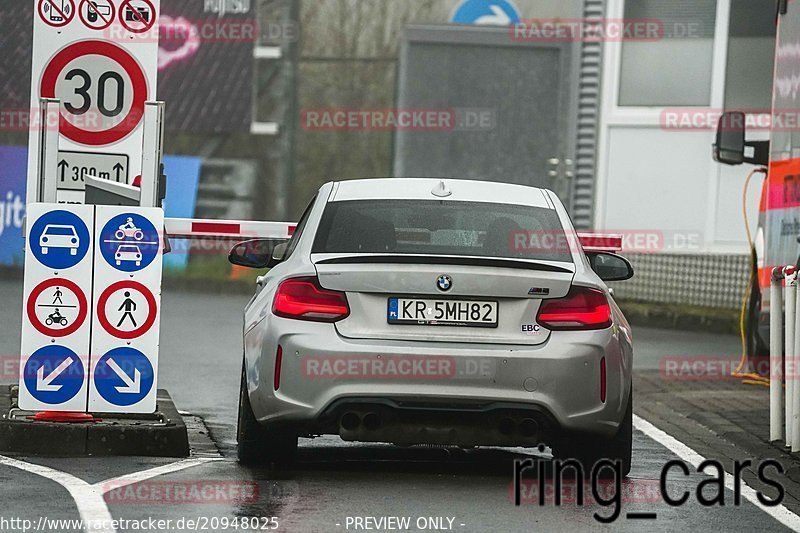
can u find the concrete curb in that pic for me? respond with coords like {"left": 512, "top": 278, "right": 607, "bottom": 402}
{"left": 0, "top": 387, "right": 190, "bottom": 457}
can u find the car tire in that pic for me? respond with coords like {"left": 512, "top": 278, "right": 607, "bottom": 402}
{"left": 237, "top": 363, "right": 297, "bottom": 466}
{"left": 555, "top": 387, "right": 633, "bottom": 478}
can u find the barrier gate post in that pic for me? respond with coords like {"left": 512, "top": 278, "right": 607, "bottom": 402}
{"left": 793, "top": 270, "right": 800, "bottom": 452}
{"left": 787, "top": 268, "right": 797, "bottom": 449}
{"left": 771, "top": 268, "right": 784, "bottom": 442}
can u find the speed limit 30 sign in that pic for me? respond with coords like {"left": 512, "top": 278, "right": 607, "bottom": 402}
{"left": 26, "top": 0, "right": 160, "bottom": 204}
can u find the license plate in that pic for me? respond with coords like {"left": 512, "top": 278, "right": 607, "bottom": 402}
{"left": 387, "top": 298, "right": 498, "bottom": 327}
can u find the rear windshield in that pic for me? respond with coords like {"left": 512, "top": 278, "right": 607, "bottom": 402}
{"left": 312, "top": 200, "right": 573, "bottom": 263}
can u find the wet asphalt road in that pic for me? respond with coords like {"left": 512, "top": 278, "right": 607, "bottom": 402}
{"left": 0, "top": 278, "right": 791, "bottom": 533}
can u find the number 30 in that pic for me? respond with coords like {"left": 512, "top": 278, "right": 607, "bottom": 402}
{"left": 64, "top": 68, "right": 125, "bottom": 118}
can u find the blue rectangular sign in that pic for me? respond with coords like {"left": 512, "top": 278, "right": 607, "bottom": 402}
{"left": 0, "top": 146, "right": 28, "bottom": 267}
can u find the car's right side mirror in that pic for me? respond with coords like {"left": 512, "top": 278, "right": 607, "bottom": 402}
{"left": 713, "top": 111, "right": 746, "bottom": 165}
{"left": 713, "top": 111, "right": 770, "bottom": 166}
{"left": 229, "top": 239, "right": 288, "bottom": 269}
{"left": 588, "top": 252, "right": 634, "bottom": 282}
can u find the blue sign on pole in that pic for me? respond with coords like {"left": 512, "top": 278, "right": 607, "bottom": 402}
{"left": 450, "top": 0, "right": 521, "bottom": 25}
{"left": 98, "top": 213, "right": 160, "bottom": 272}
{"left": 29, "top": 210, "right": 91, "bottom": 270}
{"left": 93, "top": 347, "right": 155, "bottom": 407}
{"left": 0, "top": 146, "right": 27, "bottom": 267}
{"left": 162, "top": 155, "right": 202, "bottom": 271}
{"left": 23, "top": 345, "right": 85, "bottom": 405}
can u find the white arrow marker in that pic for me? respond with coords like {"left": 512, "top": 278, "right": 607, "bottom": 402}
{"left": 107, "top": 359, "right": 141, "bottom": 394}
{"left": 36, "top": 358, "right": 73, "bottom": 392}
{"left": 475, "top": 5, "right": 512, "bottom": 26}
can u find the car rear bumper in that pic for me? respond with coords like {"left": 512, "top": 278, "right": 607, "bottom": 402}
{"left": 246, "top": 318, "right": 632, "bottom": 446}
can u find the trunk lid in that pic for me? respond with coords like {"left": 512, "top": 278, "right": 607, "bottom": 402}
{"left": 314, "top": 254, "right": 575, "bottom": 345}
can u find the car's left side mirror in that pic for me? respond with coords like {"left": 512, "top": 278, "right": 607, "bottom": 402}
{"left": 588, "top": 252, "right": 634, "bottom": 282}
{"left": 228, "top": 239, "right": 287, "bottom": 269}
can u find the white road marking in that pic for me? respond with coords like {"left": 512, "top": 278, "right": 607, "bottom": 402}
{"left": 96, "top": 457, "right": 223, "bottom": 493}
{"left": 634, "top": 414, "right": 800, "bottom": 532}
{"left": 0, "top": 455, "right": 113, "bottom": 533}
{"left": 0, "top": 455, "right": 222, "bottom": 533}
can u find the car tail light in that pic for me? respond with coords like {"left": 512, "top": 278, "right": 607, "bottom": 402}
{"left": 272, "top": 276, "right": 350, "bottom": 322}
{"left": 536, "top": 286, "right": 612, "bottom": 331}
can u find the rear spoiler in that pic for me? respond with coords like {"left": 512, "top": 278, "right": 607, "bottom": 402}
{"left": 577, "top": 233, "right": 623, "bottom": 253}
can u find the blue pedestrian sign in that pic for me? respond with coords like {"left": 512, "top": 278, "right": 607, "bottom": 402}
{"left": 29, "top": 210, "right": 91, "bottom": 270}
{"left": 450, "top": 0, "right": 521, "bottom": 25}
{"left": 23, "top": 345, "right": 85, "bottom": 405}
{"left": 98, "top": 212, "right": 160, "bottom": 272}
{"left": 93, "top": 347, "right": 154, "bottom": 407}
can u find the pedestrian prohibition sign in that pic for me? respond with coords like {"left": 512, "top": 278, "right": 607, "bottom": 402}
{"left": 97, "top": 280, "right": 157, "bottom": 339}
{"left": 27, "top": 278, "right": 88, "bottom": 338}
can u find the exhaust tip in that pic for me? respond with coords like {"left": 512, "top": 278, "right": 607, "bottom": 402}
{"left": 519, "top": 418, "right": 539, "bottom": 438}
{"left": 498, "top": 418, "right": 515, "bottom": 436}
{"left": 363, "top": 412, "right": 381, "bottom": 430}
{"left": 340, "top": 412, "right": 361, "bottom": 431}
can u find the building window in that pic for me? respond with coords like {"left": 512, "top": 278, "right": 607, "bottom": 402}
{"left": 725, "top": 0, "right": 776, "bottom": 110}
{"left": 618, "top": 0, "right": 717, "bottom": 107}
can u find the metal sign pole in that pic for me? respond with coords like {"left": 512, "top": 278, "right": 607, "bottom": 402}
{"left": 37, "top": 98, "right": 60, "bottom": 203}
{"left": 770, "top": 268, "right": 784, "bottom": 442}
{"left": 140, "top": 101, "right": 165, "bottom": 208}
{"left": 787, "top": 268, "right": 797, "bottom": 449}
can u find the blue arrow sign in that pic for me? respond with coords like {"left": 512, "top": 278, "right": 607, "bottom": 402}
{"left": 98, "top": 213, "right": 160, "bottom": 272}
{"left": 93, "top": 347, "right": 154, "bottom": 406}
{"left": 29, "top": 210, "right": 91, "bottom": 270}
{"left": 23, "top": 345, "right": 85, "bottom": 404}
{"left": 451, "top": 0, "right": 521, "bottom": 25}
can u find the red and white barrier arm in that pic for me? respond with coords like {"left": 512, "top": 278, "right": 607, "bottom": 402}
{"left": 577, "top": 233, "right": 624, "bottom": 253}
{"left": 164, "top": 218, "right": 297, "bottom": 240}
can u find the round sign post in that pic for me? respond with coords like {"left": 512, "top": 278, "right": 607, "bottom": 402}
{"left": 97, "top": 280, "right": 158, "bottom": 339}
{"left": 78, "top": 0, "right": 116, "bottom": 30}
{"left": 27, "top": 278, "right": 89, "bottom": 338}
{"left": 39, "top": 40, "right": 149, "bottom": 146}
{"left": 38, "top": 0, "right": 77, "bottom": 28}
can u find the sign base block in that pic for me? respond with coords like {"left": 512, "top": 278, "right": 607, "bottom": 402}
{"left": 0, "top": 386, "right": 190, "bottom": 457}
{"left": 30, "top": 411, "right": 99, "bottom": 423}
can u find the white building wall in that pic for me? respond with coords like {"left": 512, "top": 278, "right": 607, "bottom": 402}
{"left": 596, "top": 0, "right": 772, "bottom": 255}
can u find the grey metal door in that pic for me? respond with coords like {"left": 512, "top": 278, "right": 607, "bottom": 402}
{"left": 393, "top": 25, "right": 579, "bottom": 201}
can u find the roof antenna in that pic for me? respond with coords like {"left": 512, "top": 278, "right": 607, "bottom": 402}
{"left": 431, "top": 180, "right": 452, "bottom": 198}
